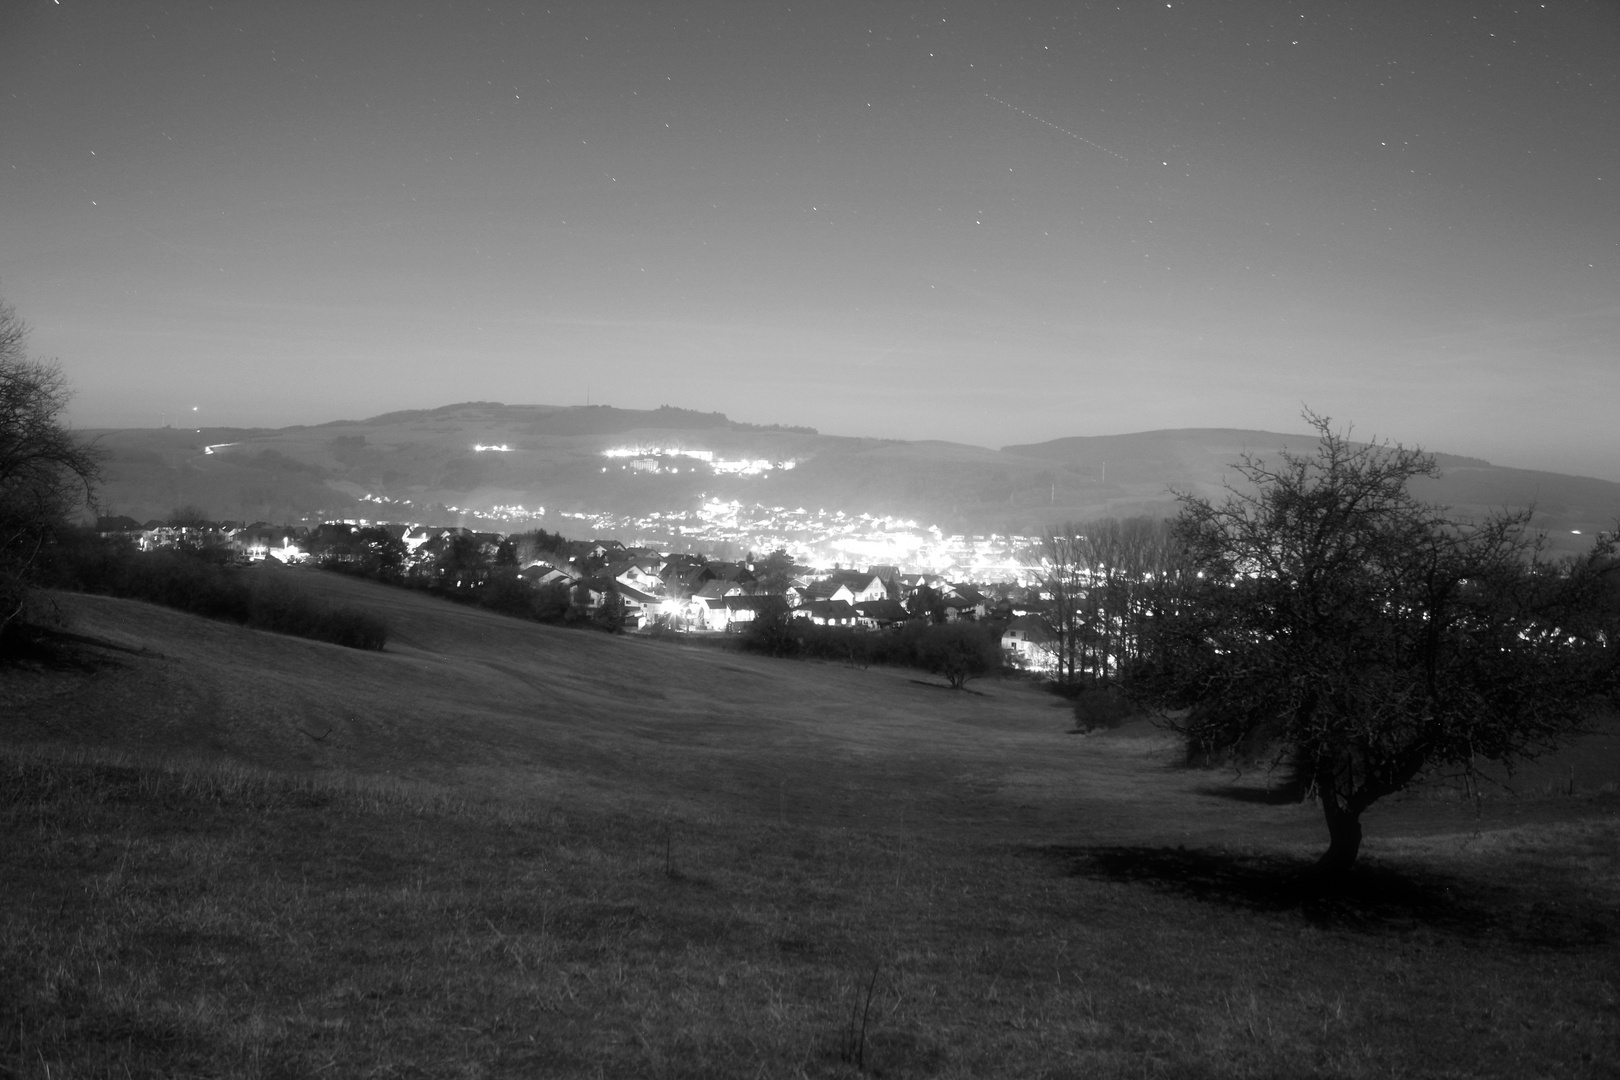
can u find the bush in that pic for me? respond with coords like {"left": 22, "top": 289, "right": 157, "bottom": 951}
{"left": 742, "top": 596, "right": 795, "bottom": 657}
{"left": 1070, "top": 683, "right": 1140, "bottom": 733}
{"left": 244, "top": 580, "right": 389, "bottom": 650}
{"left": 742, "top": 614, "right": 1004, "bottom": 687}
{"left": 39, "top": 531, "right": 387, "bottom": 651}
{"left": 912, "top": 621, "right": 1002, "bottom": 689}
{"left": 411, "top": 569, "right": 583, "bottom": 628}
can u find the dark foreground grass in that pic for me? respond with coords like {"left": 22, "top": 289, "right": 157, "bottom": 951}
{"left": 3, "top": 748, "right": 1616, "bottom": 1079}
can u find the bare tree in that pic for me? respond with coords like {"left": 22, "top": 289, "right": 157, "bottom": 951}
{"left": 1041, "top": 524, "right": 1087, "bottom": 685}
{"left": 0, "top": 297, "right": 99, "bottom": 637}
{"left": 1044, "top": 517, "right": 1182, "bottom": 685}
{"left": 1080, "top": 516, "right": 1182, "bottom": 680}
{"left": 1132, "top": 412, "right": 1620, "bottom": 879}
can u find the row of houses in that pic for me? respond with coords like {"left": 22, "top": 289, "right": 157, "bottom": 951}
{"left": 527, "top": 543, "right": 1021, "bottom": 638}
{"left": 493, "top": 538, "right": 1061, "bottom": 669}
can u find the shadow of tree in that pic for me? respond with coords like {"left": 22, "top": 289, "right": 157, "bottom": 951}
{"left": 0, "top": 625, "right": 141, "bottom": 672}
{"left": 1041, "top": 844, "right": 1614, "bottom": 950}
{"left": 1194, "top": 782, "right": 1306, "bottom": 805}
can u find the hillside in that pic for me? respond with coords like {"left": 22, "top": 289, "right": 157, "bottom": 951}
{"left": 11, "top": 571, "right": 1614, "bottom": 842}
{"left": 85, "top": 403, "right": 1620, "bottom": 555}
{"left": 6, "top": 575, "right": 1618, "bottom": 1077}
{"left": 3, "top": 575, "right": 1257, "bottom": 845}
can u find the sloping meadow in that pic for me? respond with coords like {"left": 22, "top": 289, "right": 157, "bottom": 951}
{"left": 2, "top": 581, "right": 1616, "bottom": 1077}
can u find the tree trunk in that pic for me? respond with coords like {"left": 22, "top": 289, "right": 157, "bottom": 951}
{"left": 1313, "top": 800, "right": 1363, "bottom": 880}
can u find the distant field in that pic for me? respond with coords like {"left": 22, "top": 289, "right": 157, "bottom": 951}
{"left": 4, "top": 571, "right": 1617, "bottom": 1077}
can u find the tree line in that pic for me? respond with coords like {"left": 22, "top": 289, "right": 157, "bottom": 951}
{"left": 1040, "top": 514, "right": 1184, "bottom": 688}
{"left": 40, "top": 531, "right": 389, "bottom": 650}
{"left": 306, "top": 522, "right": 629, "bottom": 632}
{"left": 739, "top": 598, "right": 1003, "bottom": 689}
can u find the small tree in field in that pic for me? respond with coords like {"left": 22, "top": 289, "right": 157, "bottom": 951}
{"left": 1131, "top": 413, "right": 1618, "bottom": 878}
{"left": 1, "top": 297, "right": 99, "bottom": 638}
{"left": 918, "top": 621, "right": 1001, "bottom": 690}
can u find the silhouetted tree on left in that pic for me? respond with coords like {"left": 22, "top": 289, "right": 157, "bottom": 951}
{"left": 0, "top": 296, "right": 99, "bottom": 640}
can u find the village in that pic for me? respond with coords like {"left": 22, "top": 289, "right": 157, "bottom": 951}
{"left": 359, "top": 494, "right": 1043, "bottom": 586}
{"left": 94, "top": 515, "right": 1063, "bottom": 673}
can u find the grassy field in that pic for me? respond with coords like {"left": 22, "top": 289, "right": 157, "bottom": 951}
{"left": 3, "top": 569, "right": 1618, "bottom": 1078}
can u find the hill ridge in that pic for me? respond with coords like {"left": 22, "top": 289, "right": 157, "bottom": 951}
{"left": 82, "top": 403, "right": 1619, "bottom": 555}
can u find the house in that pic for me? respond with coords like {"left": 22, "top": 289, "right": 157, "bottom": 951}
{"left": 570, "top": 578, "right": 656, "bottom": 628}
{"left": 866, "top": 564, "right": 901, "bottom": 586}
{"left": 941, "top": 583, "right": 991, "bottom": 621}
{"left": 988, "top": 583, "right": 1040, "bottom": 615}
{"left": 649, "top": 578, "right": 742, "bottom": 631}
{"left": 519, "top": 562, "right": 575, "bottom": 587}
{"left": 795, "top": 599, "right": 857, "bottom": 626}
{"left": 571, "top": 577, "right": 617, "bottom": 609}
{"left": 660, "top": 552, "right": 707, "bottom": 579}
{"left": 604, "top": 560, "right": 664, "bottom": 594}
{"left": 696, "top": 594, "right": 776, "bottom": 632}
{"left": 229, "top": 524, "right": 307, "bottom": 563}
{"left": 684, "top": 578, "right": 745, "bottom": 626}
{"left": 692, "top": 598, "right": 730, "bottom": 631}
{"left": 720, "top": 595, "right": 775, "bottom": 627}
{"left": 624, "top": 546, "right": 665, "bottom": 563}
{"left": 587, "top": 540, "right": 626, "bottom": 562}
{"left": 852, "top": 598, "right": 909, "bottom": 629}
{"left": 613, "top": 583, "right": 661, "bottom": 629}
{"left": 1001, "top": 614, "right": 1057, "bottom": 671}
{"left": 895, "top": 573, "right": 949, "bottom": 607}
{"left": 694, "top": 578, "right": 746, "bottom": 600}
{"left": 706, "top": 561, "right": 758, "bottom": 590}
{"left": 662, "top": 563, "right": 714, "bottom": 597}
{"left": 801, "top": 579, "right": 858, "bottom": 606}
{"left": 823, "top": 570, "right": 889, "bottom": 604}
{"left": 401, "top": 526, "right": 438, "bottom": 555}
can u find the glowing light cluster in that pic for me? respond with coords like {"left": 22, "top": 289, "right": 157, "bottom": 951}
{"left": 713, "top": 457, "right": 795, "bottom": 475}
{"left": 565, "top": 499, "right": 1044, "bottom": 580}
{"left": 436, "top": 503, "right": 547, "bottom": 523}
{"left": 604, "top": 446, "right": 713, "bottom": 461}
{"left": 602, "top": 446, "right": 796, "bottom": 476}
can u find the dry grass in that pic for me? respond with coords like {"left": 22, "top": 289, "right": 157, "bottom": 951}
{"left": 3, "top": 578, "right": 1618, "bottom": 1078}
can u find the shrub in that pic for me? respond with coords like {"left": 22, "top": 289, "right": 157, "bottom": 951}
{"left": 39, "top": 531, "right": 387, "bottom": 651}
{"left": 1070, "top": 683, "right": 1140, "bottom": 733}
{"left": 912, "top": 621, "right": 1002, "bottom": 689}
{"left": 244, "top": 579, "right": 389, "bottom": 650}
{"left": 742, "top": 614, "right": 1003, "bottom": 686}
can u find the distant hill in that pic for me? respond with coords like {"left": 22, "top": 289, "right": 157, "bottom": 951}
{"left": 1005, "top": 429, "right": 1620, "bottom": 551}
{"left": 85, "top": 404, "right": 1620, "bottom": 554}
{"left": 1003, "top": 427, "right": 1496, "bottom": 489}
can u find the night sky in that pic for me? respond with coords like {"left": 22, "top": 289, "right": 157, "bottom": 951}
{"left": 2, "top": 2, "right": 1616, "bottom": 478}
